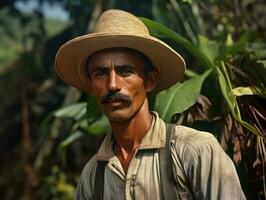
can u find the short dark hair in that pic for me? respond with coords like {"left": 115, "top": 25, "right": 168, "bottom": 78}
{"left": 137, "top": 50, "right": 155, "bottom": 76}
{"left": 85, "top": 47, "right": 155, "bottom": 77}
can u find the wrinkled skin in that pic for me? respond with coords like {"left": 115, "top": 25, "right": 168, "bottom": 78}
{"left": 87, "top": 48, "right": 156, "bottom": 123}
{"left": 87, "top": 48, "right": 158, "bottom": 171}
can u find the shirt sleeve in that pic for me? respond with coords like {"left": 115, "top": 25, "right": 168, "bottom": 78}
{"left": 171, "top": 126, "right": 246, "bottom": 200}
{"left": 74, "top": 155, "right": 97, "bottom": 200}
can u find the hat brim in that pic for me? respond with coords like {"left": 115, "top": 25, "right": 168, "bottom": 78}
{"left": 55, "top": 33, "right": 186, "bottom": 93}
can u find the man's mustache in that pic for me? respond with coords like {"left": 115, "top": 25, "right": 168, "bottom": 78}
{"left": 101, "top": 92, "right": 132, "bottom": 105}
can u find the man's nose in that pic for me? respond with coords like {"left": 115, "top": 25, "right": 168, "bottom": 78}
{"left": 107, "top": 70, "right": 121, "bottom": 93}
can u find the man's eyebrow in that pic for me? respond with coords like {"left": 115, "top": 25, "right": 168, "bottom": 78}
{"left": 115, "top": 64, "right": 135, "bottom": 68}
{"left": 88, "top": 65, "right": 109, "bottom": 73}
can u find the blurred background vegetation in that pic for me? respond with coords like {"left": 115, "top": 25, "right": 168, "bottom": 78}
{"left": 0, "top": 0, "right": 265, "bottom": 199}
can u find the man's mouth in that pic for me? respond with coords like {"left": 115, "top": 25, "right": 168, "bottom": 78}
{"left": 106, "top": 99, "right": 122, "bottom": 102}
{"left": 105, "top": 99, "right": 123, "bottom": 104}
{"left": 105, "top": 99, "right": 125, "bottom": 107}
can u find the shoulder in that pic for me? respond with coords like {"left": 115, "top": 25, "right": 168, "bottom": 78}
{"left": 169, "top": 125, "right": 224, "bottom": 165}
{"left": 168, "top": 125, "right": 246, "bottom": 199}
{"left": 75, "top": 155, "right": 97, "bottom": 199}
{"left": 79, "top": 154, "right": 97, "bottom": 184}
{"left": 171, "top": 125, "right": 219, "bottom": 149}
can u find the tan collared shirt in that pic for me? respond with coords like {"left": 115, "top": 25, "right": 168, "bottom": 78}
{"left": 75, "top": 112, "right": 246, "bottom": 200}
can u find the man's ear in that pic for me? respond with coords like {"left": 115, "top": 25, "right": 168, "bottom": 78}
{"left": 145, "top": 70, "right": 158, "bottom": 92}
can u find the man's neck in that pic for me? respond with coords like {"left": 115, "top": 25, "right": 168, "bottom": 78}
{"left": 109, "top": 99, "right": 153, "bottom": 171}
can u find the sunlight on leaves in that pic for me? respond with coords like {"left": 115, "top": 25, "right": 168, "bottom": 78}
{"left": 54, "top": 102, "right": 86, "bottom": 120}
{"left": 154, "top": 69, "right": 212, "bottom": 122}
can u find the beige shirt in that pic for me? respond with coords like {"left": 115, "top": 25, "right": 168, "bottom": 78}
{"left": 75, "top": 112, "right": 246, "bottom": 200}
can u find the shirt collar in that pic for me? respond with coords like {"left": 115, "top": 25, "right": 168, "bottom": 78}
{"left": 95, "top": 112, "right": 166, "bottom": 161}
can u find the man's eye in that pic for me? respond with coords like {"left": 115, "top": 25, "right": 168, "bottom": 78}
{"left": 117, "top": 67, "right": 134, "bottom": 76}
{"left": 93, "top": 70, "right": 107, "bottom": 78}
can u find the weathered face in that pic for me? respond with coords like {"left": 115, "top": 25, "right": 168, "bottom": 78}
{"left": 87, "top": 48, "right": 156, "bottom": 122}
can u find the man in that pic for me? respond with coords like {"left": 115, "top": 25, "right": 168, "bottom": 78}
{"left": 55, "top": 9, "right": 246, "bottom": 200}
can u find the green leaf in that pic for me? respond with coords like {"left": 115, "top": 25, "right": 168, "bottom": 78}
{"left": 198, "top": 35, "right": 219, "bottom": 64}
{"left": 225, "top": 31, "right": 253, "bottom": 55}
{"left": 216, "top": 64, "right": 239, "bottom": 117}
{"left": 258, "top": 60, "right": 266, "bottom": 68}
{"left": 154, "top": 69, "right": 212, "bottom": 122}
{"left": 86, "top": 95, "right": 102, "bottom": 122}
{"left": 151, "top": 0, "right": 168, "bottom": 25}
{"left": 60, "top": 131, "right": 83, "bottom": 148}
{"left": 181, "top": 0, "right": 194, "bottom": 4}
{"left": 38, "top": 111, "right": 55, "bottom": 135}
{"left": 185, "top": 69, "right": 199, "bottom": 78}
{"left": 248, "top": 42, "right": 266, "bottom": 58}
{"left": 169, "top": 0, "right": 198, "bottom": 44}
{"left": 54, "top": 102, "right": 86, "bottom": 120}
{"left": 216, "top": 61, "right": 263, "bottom": 136}
{"left": 80, "top": 115, "right": 110, "bottom": 135}
{"left": 140, "top": 17, "right": 215, "bottom": 69}
{"left": 231, "top": 86, "right": 266, "bottom": 97}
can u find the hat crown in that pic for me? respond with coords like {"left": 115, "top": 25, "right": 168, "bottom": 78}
{"left": 94, "top": 9, "right": 150, "bottom": 36}
{"left": 55, "top": 9, "right": 185, "bottom": 93}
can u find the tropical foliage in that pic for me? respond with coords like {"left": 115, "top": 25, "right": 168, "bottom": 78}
{"left": 0, "top": 0, "right": 265, "bottom": 199}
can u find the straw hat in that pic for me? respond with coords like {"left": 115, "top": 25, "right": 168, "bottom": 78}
{"left": 55, "top": 9, "right": 186, "bottom": 93}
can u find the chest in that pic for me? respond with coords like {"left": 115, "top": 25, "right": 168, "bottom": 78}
{"left": 103, "top": 149, "right": 162, "bottom": 200}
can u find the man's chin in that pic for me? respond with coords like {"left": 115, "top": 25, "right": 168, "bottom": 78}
{"left": 105, "top": 111, "right": 133, "bottom": 123}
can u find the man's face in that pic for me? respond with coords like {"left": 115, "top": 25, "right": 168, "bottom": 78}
{"left": 87, "top": 48, "right": 155, "bottom": 122}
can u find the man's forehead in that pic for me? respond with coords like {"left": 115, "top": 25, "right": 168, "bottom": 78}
{"left": 87, "top": 48, "right": 144, "bottom": 64}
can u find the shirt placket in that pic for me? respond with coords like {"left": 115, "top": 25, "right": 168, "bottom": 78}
{"left": 107, "top": 153, "right": 141, "bottom": 200}
{"left": 125, "top": 151, "right": 141, "bottom": 200}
